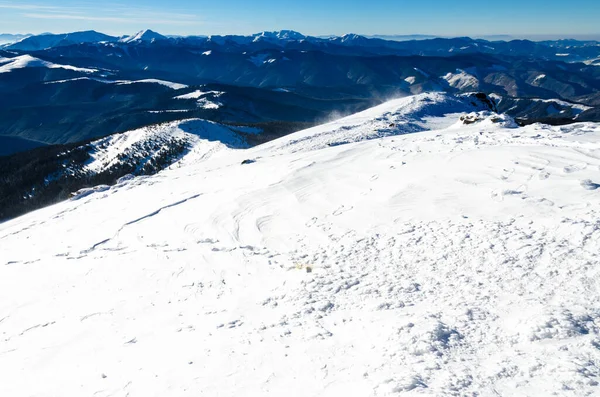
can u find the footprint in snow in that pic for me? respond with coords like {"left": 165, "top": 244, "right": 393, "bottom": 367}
{"left": 581, "top": 179, "right": 600, "bottom": 190}
{"left": 333, "top": 205, "right": 353, "bottom": 216}
{"left": 563, "top": 164, "right": 587, "bottom": 174}
{"left": 305, "top": 217, "right": 318, "bottom": 227}
{"left": 537, "top": 198, "right": 555, "bottom": 206}
{"left": 197, "top": 238, "right": 219, "bottom": 244}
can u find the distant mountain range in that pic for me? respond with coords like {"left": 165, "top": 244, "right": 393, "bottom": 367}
{"left": 1, "top": 29, "right": 600, "bottom": 157}
{"left": 0, "top": 33, "right": 31, "bottom": 45}
{"left": 5, "top": 29, "right": 600, "bottom": 62}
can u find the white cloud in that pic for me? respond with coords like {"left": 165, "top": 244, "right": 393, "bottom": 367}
{"left": 1, "top": 2, "right": 200, "bottom": 26}
{"left": 22, "top": 13, "right": 198, "bottom": 25}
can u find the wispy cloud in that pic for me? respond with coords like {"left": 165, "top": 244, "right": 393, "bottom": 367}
{"left": 1, "top": 2, "right": 200, "bottom": 26}
{"left": 0, "top": 3, "right": 64, "bottom": 10}
{"left": 23, "top": 13, "right": 199, "bottom": 25}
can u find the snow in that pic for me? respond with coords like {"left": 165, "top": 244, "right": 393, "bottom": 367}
{"left": 515, "top": 98, "right": 592, "bottom": 115}
{"left": 260, "top": 93, "right": 496, "bottom": 154}
{"left": 2, "top": 93, "right": 600, "bottom": 396}
{"left": 251, "top": 31, "right": 305, "bottom": 43}
{"left": 80, "top": 119, "right": 246, "bottom": 175}
{"left": 173, "top": 89, "right": 223, "bottom": 109}
{"left": 147, "top": 110, "right": 191, "bottom": 114}
{"left": 0, "top": 54, "right": 98, "bottom": 74}
{"left": 488, "top": 93, "right": 503, "bottom": 104}
{"left": 44, "top": 78, "right": 189, "bottom": 90}
{"left": 255, "top": 30, "right": 306, "bottom": 41}
{"left": 174, "top": 90, "right": 224, "bottom": 100}
{"left": 116, "top": 79, "right": 188, "bottom": 90}
{"left": 43, "top": 77, "right": 113, "bottom": 84}
{"left": 532, "top": 74, "right": 547, "bottom": 84}
{"left": 584, "top": 58, "right": 600, "bottom": 66}
{"left": 120, "top": 29, "right": 165, "bottom": 43}
{"left": 197, "top": 97, "right": 222, "bottom": 109}
{"left": 529, "top": 98, "right": 592, "bottom": 113}
{"left": 442, "top": 69, "right": 479, "bottom": 90}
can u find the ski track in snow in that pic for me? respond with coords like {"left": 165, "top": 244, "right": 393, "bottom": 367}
{"left": 1, "top": 93, "right": 600, "bottom": 396}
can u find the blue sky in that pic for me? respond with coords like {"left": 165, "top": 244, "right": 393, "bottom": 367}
{"left": 1, "top": 0, "right": 599, "bottom": 38}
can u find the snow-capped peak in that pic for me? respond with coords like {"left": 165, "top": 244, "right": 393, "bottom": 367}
{"left": 338, "top": 33, "right": 367, "bottom": 43}
{"left": 252, "top": 30, "right": 306, "bottom": 42}
{"left": 120, "top": 29, "right": 166, "bottom": 43}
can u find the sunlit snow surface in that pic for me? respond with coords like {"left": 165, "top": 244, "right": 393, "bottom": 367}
{"left": 0, "top": 54, "right": 98, "bottom": 74}
{"left": 116, "top": 79, "right": 188, "bottom": 90}
{"left": 1, "top": 93, "right": 600, "bottom": 396}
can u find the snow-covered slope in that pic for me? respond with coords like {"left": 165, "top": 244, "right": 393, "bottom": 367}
{"left": 261, "top": 92, "right": 499, "bottom": 153}
{"left": 5, "top": 31, "right": 116, "bottom": 51}
{"left": 252, "top": 30, "right": 307, "bottom": 43}
{"left": 0, "top": 54, "right": 97, "bottom": 74}
{"left": 120, "top": 29, "right": 167, "bottom": 44}
{"left": 81, "top": 120, "right": 245, "bottom": 172}
{"left": 42, "top": 77, "right": 188, "bottom": 89}
{"left": 42, "top": 119, "right": 250, "bottom": 201}
{"left": 174, "top": 89, "right": 224, "bottom": 109}
{"left": 1, "top": 93, "right": 600, "bottom": 396}
{"left": 115, "top": 79, "right": 188, "bottom": 90}
{"left": 442, "top": 69, "right": 480, "bottom": 90}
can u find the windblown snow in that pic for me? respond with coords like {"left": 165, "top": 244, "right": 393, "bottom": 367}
{"left": 1, "top": 93, "right": 600, "bottom": 396}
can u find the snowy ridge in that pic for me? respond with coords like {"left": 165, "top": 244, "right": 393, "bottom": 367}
{"left": 528, "top": 98, "right": 592, "bottom": 113}
{"left": 0, "top": 54, "right": 97, "bottom": 74}
{"left": 66, "top": 119, "right": 248, "bottom": 179}
{"left": 116, "top": 79, "right": 188, "bottom": 90}
{"left": 119, "top": 29, "right": 167, "bottom": 44}
{"left": 4, "top": 31, "right": 116, "bottom": 51}
{"left": 1, "top": 94, "right": 600, "bottom": 396}
{"left": 174, "top": 89, "right": 224, "bottom": 108}
{"left": 252, "top": 30, "right": 306, "bottom": 43}
{"left": 42, "top": 77, "right": 188, "bottom": 89}
{"left": 174, "top": 90, "right": 224, "bottom": 100}
{"left": 442, "top": 69, "right": 480, "bottom": 90}
{"left": 260, "top": 92, "right": 498, "bottom": 154}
